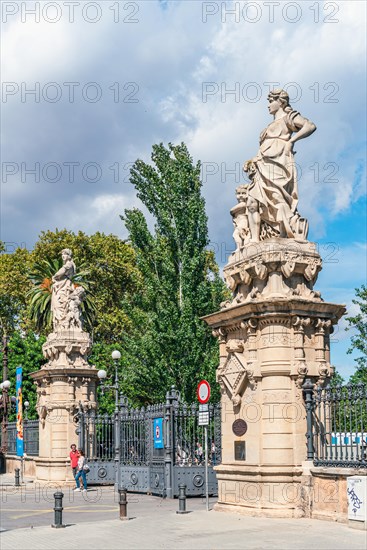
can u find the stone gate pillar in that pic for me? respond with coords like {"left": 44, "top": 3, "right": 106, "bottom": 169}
{"left": 202, "top": 87, "right": 346, "bottom": 517}
{"left": 30, "top": 250, "right": 98, "bottom": 482}
{"left": 30, "top": 329, "right": 98, "bottom": 482}
{"left": 203, "top": 239, "right": 345, "bottom": 517}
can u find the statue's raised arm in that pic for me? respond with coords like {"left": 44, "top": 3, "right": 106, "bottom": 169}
{"left": 243, "top": 88, "right": 316, "bottom": 242}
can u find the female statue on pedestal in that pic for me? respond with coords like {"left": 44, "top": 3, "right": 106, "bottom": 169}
{"left": 51, "top": 249, "right": 76, "bottom": 330}
{"left": 244, "top": 89, "right": 316, "bottom": 241}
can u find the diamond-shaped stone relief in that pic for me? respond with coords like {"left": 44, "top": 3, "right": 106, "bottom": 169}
{"left": 217, "top": 352, "right": 253, "bottom": 407}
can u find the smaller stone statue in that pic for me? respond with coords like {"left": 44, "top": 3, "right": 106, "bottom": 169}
{"left": 230, "top": 185, "right": 250, "bottom": 251}
{"left": 66, "top": 286, "right": 86, "bottom": 329}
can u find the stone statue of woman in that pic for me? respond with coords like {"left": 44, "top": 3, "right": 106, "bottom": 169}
{"left": 51, "top": 249, "right": 76, "bottom": 330}
{"left": 244, "top": 89, "right": 316, "bottom": 241}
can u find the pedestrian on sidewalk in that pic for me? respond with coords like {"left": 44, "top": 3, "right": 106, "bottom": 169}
{"left": 69, "top": 444, "right": 80, "bottom": 479}
{"left": 195, "top": 440, "right": 203, "bottom": 465}
{"left": 74, "top": 449, "right": 88, "bottom": 493}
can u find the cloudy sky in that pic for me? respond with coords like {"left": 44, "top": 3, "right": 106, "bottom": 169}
{"left": 1, "top": 0, "right": 366, "bottom": 378}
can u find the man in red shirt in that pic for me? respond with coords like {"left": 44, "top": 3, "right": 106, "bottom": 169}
{"left": 69, "top": 444, "right": 80, "bottom": 479}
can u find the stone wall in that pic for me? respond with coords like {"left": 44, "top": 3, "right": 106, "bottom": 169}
{"left": 4, "top": 455, "right": 37, "bottom": 477}
{"left": 301, "top": 464, "right": 367, "bottom": 528}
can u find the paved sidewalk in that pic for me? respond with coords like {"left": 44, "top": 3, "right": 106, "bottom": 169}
{"left": 1, "top": 474, "right": 366, "bottom": 549}
{"left": 0, "top": 473, "right": 34, "bottom": 485}
{"left": 1, "top": 507, "right": 366, "bottom": 550}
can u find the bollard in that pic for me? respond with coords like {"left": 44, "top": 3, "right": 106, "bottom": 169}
{"left": 176, "top": 483, "right": 189, "bottom": 514}
{"left": 118, "top": 487, "right": 128, "bottom": 520}
{"left": 14, "top": 468, "right": 20, "bottom": 487}
{"left": 51, "top": 491, "right": 66, "bottom": 528}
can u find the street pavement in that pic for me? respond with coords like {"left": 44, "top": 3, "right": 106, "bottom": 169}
{"left": 0, "top": 474, "right": 366, "bottom": 550}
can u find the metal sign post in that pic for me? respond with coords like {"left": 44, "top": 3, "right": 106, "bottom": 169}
{"left": 197, "top": 380, "right": 211, "bottom": 512}
{"left": 204, "top": 425, "right": 209, "bottom": 511}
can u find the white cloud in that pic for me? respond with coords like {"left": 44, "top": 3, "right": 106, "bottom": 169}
{"left": 1, "top": 0, "right": 365, "bottom": 376}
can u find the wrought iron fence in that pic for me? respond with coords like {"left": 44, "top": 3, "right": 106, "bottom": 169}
{"left": 173, "top": 401, "right": 221, "bottom": 466}
{"left": 77, "top": 388, "right": 221, "bottom": 495}
{"left": 304, "top": 380, "right": 367, "bottom": 468}
{"left": 3, "top": 420, "right": 39, "bottom": 456}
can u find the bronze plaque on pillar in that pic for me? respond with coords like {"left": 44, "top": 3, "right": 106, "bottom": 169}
{"left": 232, "top": 419, "right": 247, "bottom": 436}
{"left": 234, "top": 441, "right": 246, "bottom": 461}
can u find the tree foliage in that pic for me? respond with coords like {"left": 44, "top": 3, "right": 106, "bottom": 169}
{"left": 0, "top": 244, "right": 32, "bottom": 338}
{"left": 1, "top": 143, "right": 227, "bottom": 410}
{"left": 0, "top": 230, "right": 140, "bottom": 415}
{"left": 346, "top": 285, "right": 367, "bottom": 384}
{"left": 122, "top": 142, "right": 227, "bottom": 403}
{"left": 2, "top": 332, "right": 45, "bottom": 421}
{"left": 29, "top": 229, "right": 140, "bottom": 342}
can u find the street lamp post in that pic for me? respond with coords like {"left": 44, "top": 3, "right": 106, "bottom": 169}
{"left": 97, "top": 350, "right": 124, "bottom": 492}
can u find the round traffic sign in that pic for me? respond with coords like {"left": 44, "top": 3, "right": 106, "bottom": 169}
{"left": 197, "top": 380, "right": 211, "bottom": 404}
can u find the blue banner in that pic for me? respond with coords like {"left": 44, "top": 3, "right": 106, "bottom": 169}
{"left": 16, "top": 366, "right": 24, "bottom": 457}
{"left": 153, "top": 418, "right": 164, "bottom": 449}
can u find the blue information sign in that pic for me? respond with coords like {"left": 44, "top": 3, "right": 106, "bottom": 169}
{"left": 153, "top": 418, "right": 164, "bottom": 449}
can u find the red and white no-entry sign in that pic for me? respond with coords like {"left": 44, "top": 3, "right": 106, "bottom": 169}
{"left": 197, "top": 380, "right": 211, "bottom": 404}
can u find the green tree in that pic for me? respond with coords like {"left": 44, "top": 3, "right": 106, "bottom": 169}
{"left": 0, "top": 243, "right": 32, "bottom": 389}
{"left": 6, "top": 332, "right": 45, "bottom": 420}
{"left": 122, "top": 142, "right": 227, "bottom": 404}
{"left": 1, "top": 231, "right": 141, "bottom": 413}
{"left": 346, "top": 285, "right": 367, "bottom": 384}
{"left": 30, "top": 229, "right": 140, "bottom": 342}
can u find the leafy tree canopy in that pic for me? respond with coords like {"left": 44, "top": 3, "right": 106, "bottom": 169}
{"left": 0, "top": 244, "right": 32, "bottom": 337}
{"left": 1, "top": 230, "right": 140, "bottom": 415}
{"left": 346, "top": 285, "right": 367, "bottom": 384}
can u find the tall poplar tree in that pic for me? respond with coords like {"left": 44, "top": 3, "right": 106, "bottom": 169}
{"left": 122, "top": 142, "right": 227, "bottom": 403}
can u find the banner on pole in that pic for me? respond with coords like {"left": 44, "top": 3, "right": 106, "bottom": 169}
{"left": 16, "top": 366, "right": 24, "bottom": 457}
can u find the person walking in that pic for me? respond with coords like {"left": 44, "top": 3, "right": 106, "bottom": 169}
{"left": 69, "top": 444, "right": 80, "bottom": 479}
{"left": 211, "top": 440, "right": 217, "bottom": 465}
{"left": 195, "top": 441, "right": 203, "bottom": 465}
{"left": 74, "top": 449, "right": 88, "bottom": 493}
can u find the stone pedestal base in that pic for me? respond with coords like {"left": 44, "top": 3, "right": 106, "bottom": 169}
{"left": 214, "top": 464, "right": 304, "bottom": 518}
{"left": 33, "top": 457, "right": 75, "bottom": 483}
{"left": 31, "top": 365, "right": 98, "bottom": 483}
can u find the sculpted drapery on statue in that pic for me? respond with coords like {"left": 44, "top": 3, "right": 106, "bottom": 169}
{"left": 242, "top": 89, "right": 316, "bottom": 242}
{"left": 51, "top": 249, "right": 85, "bottom": 331}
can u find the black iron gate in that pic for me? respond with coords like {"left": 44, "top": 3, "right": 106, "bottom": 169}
{"left": 77, "top": 387, "right": 221, "bottom": 496}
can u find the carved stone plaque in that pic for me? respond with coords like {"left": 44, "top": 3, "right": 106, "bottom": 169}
{"left": 232, "top": 419, "right": 248, "bottom": 437}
